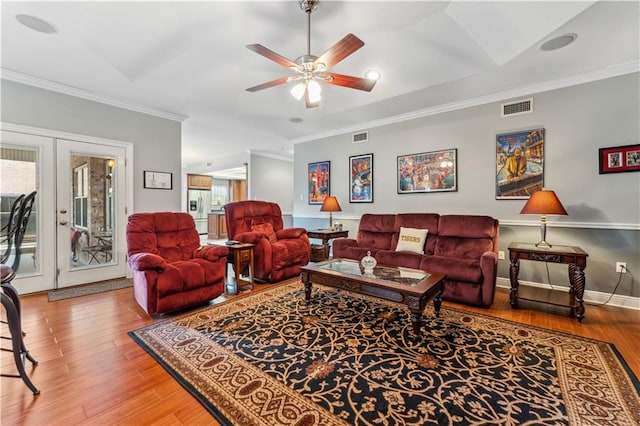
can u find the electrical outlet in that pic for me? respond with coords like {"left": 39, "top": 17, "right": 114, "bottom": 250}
{"left": 498, "top": 251, "right": 505, "bottom": 260}
{"left": 616, "top": 262, "right": 627, "bottom": 273}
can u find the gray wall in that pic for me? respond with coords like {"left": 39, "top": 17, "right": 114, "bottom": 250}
{"left": 1, "top": 80, "right": 182, "bottom": 212}
{"left": 249, "top": 153, "right": 294, "bottom": 214}
{"left": 294, "top": 73, "right": 640, "bottom": 303}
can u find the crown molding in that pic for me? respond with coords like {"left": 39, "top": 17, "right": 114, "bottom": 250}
{"left": 291, "top": 61, "right": 640, "bottom": 144}
{"left": 1, "top": 68, "right": 188, "bottom": 122}
{"left": 250, "top": 150, "right": 294, "bottom": 163}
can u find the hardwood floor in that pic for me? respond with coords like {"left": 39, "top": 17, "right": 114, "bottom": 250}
{"left": 2, "top": 283, "right": 639, "bottom": 425}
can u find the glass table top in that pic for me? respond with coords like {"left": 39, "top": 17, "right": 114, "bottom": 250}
{"left": 315, "top": 259, "right": 429, "bottom": 287}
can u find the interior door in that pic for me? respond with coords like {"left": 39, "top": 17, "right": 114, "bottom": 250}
{"left": 56, "top": 139, "right": 127, "bottom": 287}
{"left": 0, "top": 130, "right": 55, "bottom": 293}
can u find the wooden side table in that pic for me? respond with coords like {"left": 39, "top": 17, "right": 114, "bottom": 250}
{"left": 225, "top": 243, "right": 255, "bottom": 294}
{"left": 508, "top": 242, "right": 589, "bottom": 322}
{"left": 306, "top": 229, "right": 349, "bottom": 261}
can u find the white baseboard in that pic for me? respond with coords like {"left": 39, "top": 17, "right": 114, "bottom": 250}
{"left": 496, "top": 277, "right": 640, "bottom": 310}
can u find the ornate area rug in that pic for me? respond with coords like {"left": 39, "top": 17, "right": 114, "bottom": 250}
{"left": 129, "top": 281, "right": 639, "bottom": 425}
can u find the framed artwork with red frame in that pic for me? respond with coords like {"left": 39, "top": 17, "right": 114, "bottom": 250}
{"left": 599, "top": 144, "right": 640, "bottom": 174}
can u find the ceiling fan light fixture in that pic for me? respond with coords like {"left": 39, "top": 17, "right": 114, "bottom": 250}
{"left": 307, "top": 80, "right": 322, "bottom": 103}
{"left": 365, "top": 69, "right": 381, "bottom": 81}
{"left": 291, "top": 82, "right": 306, "bottom": 100}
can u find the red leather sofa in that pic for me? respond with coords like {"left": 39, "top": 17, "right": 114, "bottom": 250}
{"left": 126, "top": 212, "right": 228, "bottom": 315}
{"left": 224, "top": 200, "right": 311, "bottom": 282}
{"left": 333, "top": 213, "right": 499, "bottom": 306}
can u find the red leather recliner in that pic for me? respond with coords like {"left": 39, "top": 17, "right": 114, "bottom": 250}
{"left": 126, "top": 212, "right": 228, "bottom": 315}
{"left": 224, "top": 200, "right": 310, "bottom": 282}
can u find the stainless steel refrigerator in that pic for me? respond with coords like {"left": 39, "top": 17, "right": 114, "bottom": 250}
{"left": 187, "top": 189, "right": 212, "bottom": 235}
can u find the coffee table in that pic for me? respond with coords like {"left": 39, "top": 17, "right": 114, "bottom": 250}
{"left": 300, "top": 259, "right": 446, "bottom": 337}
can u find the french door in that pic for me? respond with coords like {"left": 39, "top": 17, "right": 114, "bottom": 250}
{"left": 55, "top": 139, "right": 127, "bottom": 287}
{"left": 1, "top": 126, "right": 130, "bottom": 293}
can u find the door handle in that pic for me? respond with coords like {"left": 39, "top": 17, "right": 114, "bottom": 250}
{"left": 60, "top": 209, "right": 67, "bottom": 214}
{"left": 59, "top": 220, "right": 68, "bottom": 226}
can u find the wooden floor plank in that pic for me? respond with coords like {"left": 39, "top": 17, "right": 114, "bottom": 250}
{"left": 1, "top": 283, "right": 638, "bottom": 425}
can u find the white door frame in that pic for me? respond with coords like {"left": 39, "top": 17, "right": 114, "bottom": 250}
{"left": 1, "top": 122, "right": 134, "bottom": 292}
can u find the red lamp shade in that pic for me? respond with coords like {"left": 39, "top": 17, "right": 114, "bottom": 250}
{"left": 520, "top": 189, "right": 567, "bottom": 248}
{"left": 520, "top": 190, "right": 568, "bottom": 216}
{"left": 320, "top": 196, "right": 342, "bottom": 213}
{"left": 320, "top": 196, "right": 341, "bottom": 229}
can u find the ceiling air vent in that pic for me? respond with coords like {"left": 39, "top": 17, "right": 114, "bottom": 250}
{"left": 501, "top": 98, "right": 533, "bottom": 117}
{"left": 352, "top": 131, "right": 368, "bottom": 144}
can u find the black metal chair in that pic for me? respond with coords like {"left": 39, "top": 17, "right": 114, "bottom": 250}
{"left": 0, "top": 191, "right": 39, "bottom": 395}
{"left": 1, "top": 193, "right": 26, "bottom": 264}
{"left": 1, "top": 191, "right": 36, "bottom": 320}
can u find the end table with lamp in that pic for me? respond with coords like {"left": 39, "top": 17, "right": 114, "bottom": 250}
{"left": 510, "top": 189, "right": 589, "bottom": 323}
{"left": 309, "top": 196, "right": 348, "bottom": 261}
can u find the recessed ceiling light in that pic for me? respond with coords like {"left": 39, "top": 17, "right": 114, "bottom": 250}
{"left": 289, "top": 117, "right": 303, "bottom": 123}
{"left": 539, "top": 33, "right": 577, "bottom": 52}
{"left": 365, "top": 70, "right": 381, "bottom": 81}
{"left": 16, "top": 14, "right": 58, "bottom": 34}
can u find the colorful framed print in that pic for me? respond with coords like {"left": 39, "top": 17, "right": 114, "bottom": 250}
{"left": 599, "top": 144, "right": 640, "bottom": 174}
{"left": 143, "top": 171, "right": 173, "bottom": 190}
{"left": 308, "top": 161, "right": 330, "bottom": 204}
{"left": 496, "top": 128, "right": 544, "bottom": 199}
{"left": 397, "top": 149, "right": 457, "bottom": 193}
{"left": 350, "top": 153, "right": 373, "bottom": 203}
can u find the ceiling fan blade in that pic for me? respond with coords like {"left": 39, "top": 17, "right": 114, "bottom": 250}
{"left": 314, "top": 34, "right": 364, "bottom": 69}
{"left": 246, "top": 77, "right": 290, "bottom": 92}
{"left": 246, "top": 44, "right": 297, "bottom": 69}
{"left": 323, "top": 73, "right": 377, "bottom": 92}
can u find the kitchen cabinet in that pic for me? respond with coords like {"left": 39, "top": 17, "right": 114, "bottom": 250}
{"left": 208, "top": 213, "right": 227, "bottom": 240}
{"left": 187, "top": 174, "right": 213, "bottom": 190}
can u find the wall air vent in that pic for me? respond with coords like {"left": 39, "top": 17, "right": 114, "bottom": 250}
{"left": 501, "top": 98, "right": 533, "bottom": 117}
{"left": 352, "top": 131, "right": 368, "bottom": 144}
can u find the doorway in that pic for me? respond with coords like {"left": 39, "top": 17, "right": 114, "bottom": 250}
{"left": 1, "top": 127, "right": 130, "bottom": 293}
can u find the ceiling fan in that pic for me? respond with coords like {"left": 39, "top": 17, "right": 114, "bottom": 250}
{"left": 246, "top": 0, "right": 378, "bottom": 108}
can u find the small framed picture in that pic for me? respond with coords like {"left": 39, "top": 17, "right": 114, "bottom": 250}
{"left": 397, "top": 149, "right": 457, "bottom": 193}
{"left": 599, "top": 144, "right": 640, "bottom": 174}
{"left": 308, "top": 161, "right": 330, "bottom": 204}
{"left": 144, "top": 171, "right": 173, "bottom": 189}
{"left": 350, "top": 153, "right": 373, "bottom": 203}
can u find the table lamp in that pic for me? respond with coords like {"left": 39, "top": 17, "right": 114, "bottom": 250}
{"left": 519, "top": 189, "right": 568, "bottom": 248}
{"left": 320, "top": 196, "right": 342, "bottom": 230}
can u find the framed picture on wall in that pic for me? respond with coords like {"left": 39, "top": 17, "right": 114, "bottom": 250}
{"left": 397, "top": 149, "right": 457, "bottom": 193}
{"left": 495, "top": 128, "right": 544, "bottom": 199}
{"left": 349, "top": 153, "right": 373, "bottom": 203}
{"left": 308, "top": 161, "right": 330, "bottom": 204}
{"left": 144, "top": 171, "right": 173, "bottom": 190}
{"left": 599, "top": 144, "right": 640, "bottom": 174}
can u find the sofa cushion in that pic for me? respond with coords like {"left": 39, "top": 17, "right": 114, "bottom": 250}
{"left": 356, "top": 214, "right": 396, "bottom": 250}
{"left": 375, "top": 250, "right": 423, "bottom": 269}
{"left": 420, "top": 255, "right": 482, "bottom": 283}
{"left": 395, "top": 227, "right": 428, "bottom": 254}
{"left": 435, "top": 236, "right": 494, "bottom": 260}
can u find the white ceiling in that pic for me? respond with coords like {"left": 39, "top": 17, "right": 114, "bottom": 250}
{"left": 1, "top": 1, "right": 638, "bottom": 168}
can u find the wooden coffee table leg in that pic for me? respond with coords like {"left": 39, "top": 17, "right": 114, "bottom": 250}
{"left": 409, "top": 310, "right": 422, "bottom": 337}
{"left": 305, "top": 282, "right": 312, "bottom": 302}
{"left": 434, "top": 292, "right": 442, "bottom": 317}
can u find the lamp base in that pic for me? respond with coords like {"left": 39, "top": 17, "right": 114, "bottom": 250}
{"left": 534, "top": 240, "right": 552, "bottom": 248}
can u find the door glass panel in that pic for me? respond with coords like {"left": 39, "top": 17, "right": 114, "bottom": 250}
{"left": 70, "top": 154, "right": 115, "bottom": 269}
{"left": 0, "top": 146, "right": 39, "bottom": 276}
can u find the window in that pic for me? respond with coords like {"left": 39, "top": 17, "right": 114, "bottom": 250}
{"left": 74, "top": 164, "right": 88, "bottom": 228}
